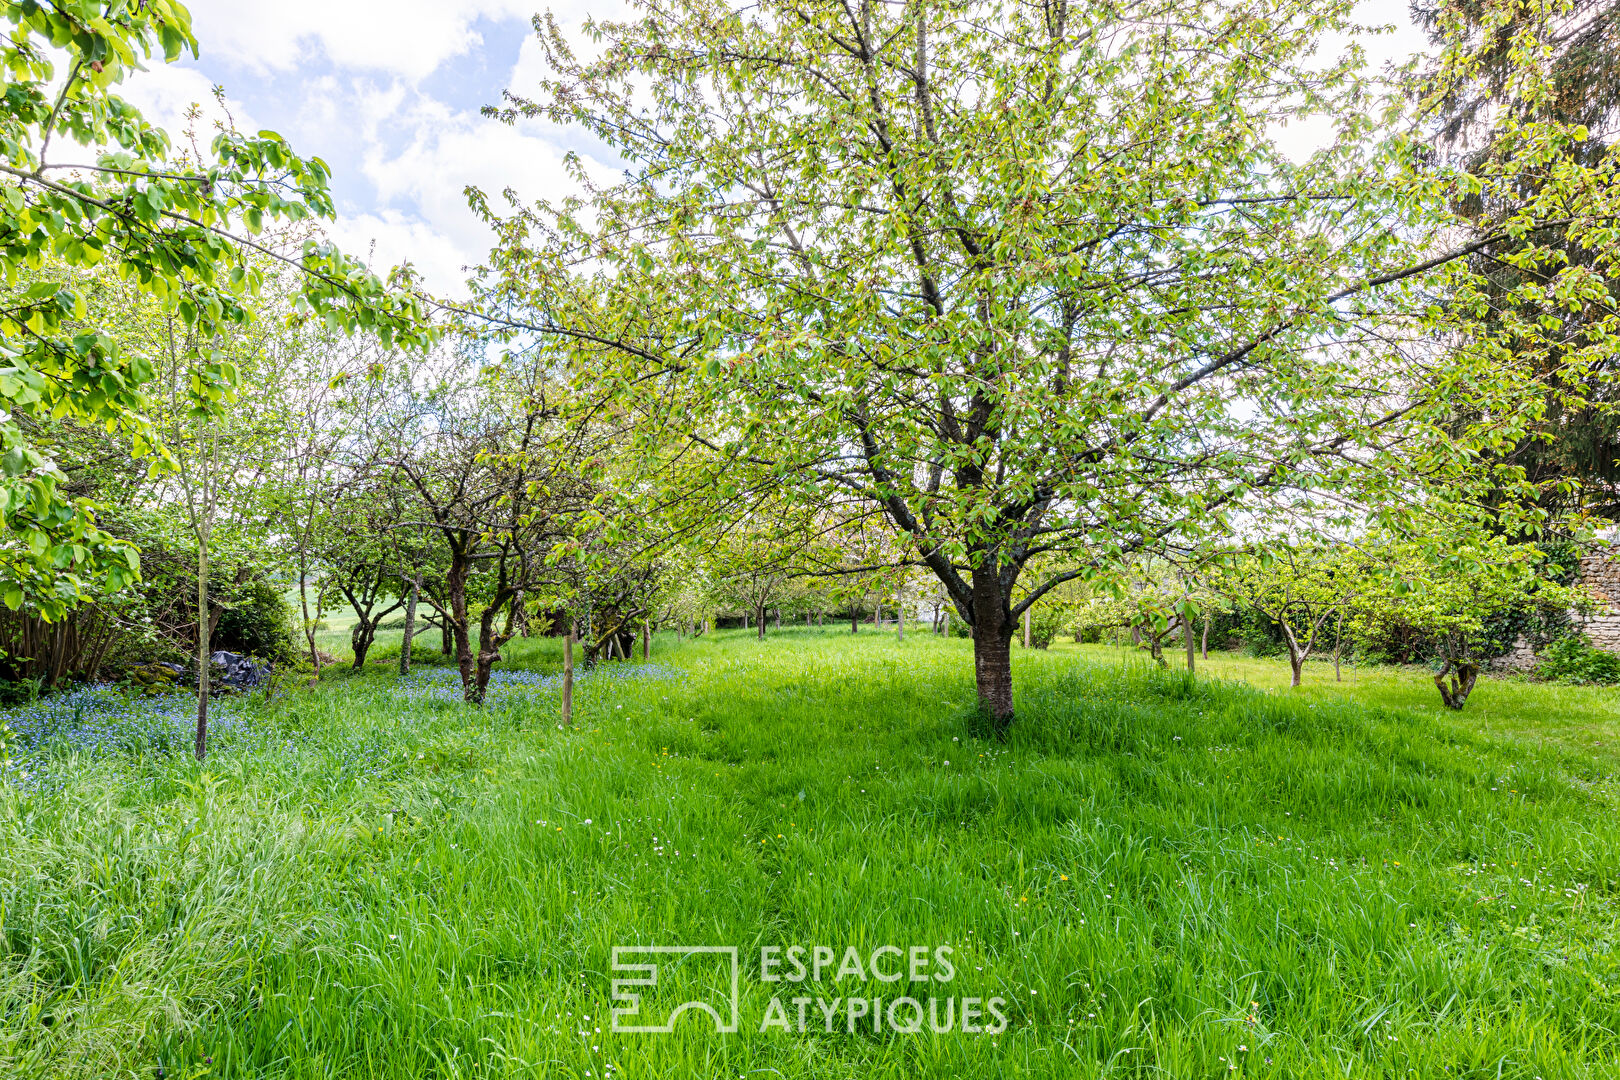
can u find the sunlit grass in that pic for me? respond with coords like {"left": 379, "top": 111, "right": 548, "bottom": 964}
{"left": 4, "top": 628, "right": 1620, "bottom": 1077}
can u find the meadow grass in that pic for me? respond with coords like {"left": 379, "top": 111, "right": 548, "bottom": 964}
{"left": 4, "top": 629, "right": 1620, "bottom": 1077}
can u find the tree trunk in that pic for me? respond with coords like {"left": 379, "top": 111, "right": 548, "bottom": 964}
{"left": 897, "top": 594, "right": 905, "bottom": 643}
{"left": 1184, "top": 617, "right": 1195, "bottom": 673}
{"left": 447, "top": 555, "right": 478, "bottom": 702}
{"left": 972, "top": 625, "right": 1014, "bottom": 732}
{"left": 400, "top": 579, "right": 418, "bottom": 677}
{"left": 642, "top": 620, "right": 651, "bottom": 660}
{"left": 971, "top": 564, "right": 1015, "bottom": 731}
{"left": 942, "top": 605, "right": 950, "bottom": 638}
{"left": 1201, "top": 616, "right": 1209, "bottom": 660}
{"left": 351, "top": 617, "right": 377, "bottom": 670}
{"left": 441, "top": 619, "right": 452, "bottom": 656}
{"left": 562, "top": 631, "right": 574, "bottom": 725}
{"left": 757, "top": 601, "right": 766, "bottom": 641}
{"left": 1022, "top": 607, "right": 1031, "bottom": 648}
{"left": 1435, "top": 659, "right": 1479, "bottom": 710}
{"left": 1284, "top": 637, "right": 1304, "bottom": 688}
{"left": 45, "top": 622, "right": 66, "bottom": 691}
{"left": 474, "top": 604, "right": 504, "bottom": 702}
{"left": 299, "top": 570, "right": 322, "bottom": 677}
{"left": 851, "top": 604, "right": 859, "bottom": 634}
{"left": 196, "top": 538, "right": 210, "bottom": 762}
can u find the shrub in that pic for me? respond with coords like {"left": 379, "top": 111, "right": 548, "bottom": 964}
{"left": 1027, "top": 607, "right": 1066, "bottom": 649}
{"left": 213, "top": 579, "right": 298, "bottom": 664}
{"left": 0, "top": 677, "right": 41, "bottom": 707}
{"left": 1533, "top": 635, "right": 1620, "bottom": 686}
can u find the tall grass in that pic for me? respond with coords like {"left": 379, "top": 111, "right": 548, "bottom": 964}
{"left": 3, "top": 629, "right": 1619, "bottom": 1077}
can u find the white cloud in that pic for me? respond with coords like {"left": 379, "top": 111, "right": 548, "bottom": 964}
{"left": 341, "top": 85, "right": 599, "bottom": 293}
{"left": 109, "top": 6, "right": 630, "bottom": 298}
{"left": 179, "top": 0, "right": 537, "bottom": 80}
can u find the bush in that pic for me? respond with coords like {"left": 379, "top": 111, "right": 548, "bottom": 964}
{"left": 1230, "top": 612, "right": 1284, "bottom": 657}
{"left": 0, "top": 677, "right": 41, "bottom": 708}
{"left": 213, "top": 579, "right": 298, "bottom": 664}
{"left": 1533, "top": 635, "right": 1620, "bottom": 685}
{"left": 1027, "top": 607, "right": 1066, "bottom": 649}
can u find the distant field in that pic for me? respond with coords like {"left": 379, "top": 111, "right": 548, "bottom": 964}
{"left": 6, "top": 629, "right": 1620, "bottom": 1077}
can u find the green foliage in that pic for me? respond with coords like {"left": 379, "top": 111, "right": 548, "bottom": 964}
{"left": 1533, "top": 635, "right": 1620, "bottom": 686}
{"left": 212, "top": 578, "right": 296, "bottom": 664}
{"left": 1026, "top": 607, "right": 1065, "bottom": 649}
{"left": 475, "top": 0, "right": 1620, "bottom": 722}
{"left": 1236, "top": 613, "right": 1288, "bottom": 658}
{"left": 0, "top": 0, "right": 435, "bottom": 624}
{"left": 1348, "top": 535, "right": 1576, "bottom": 671}
{"left": 0, "top": 676, "right": 39, "bottom": 707}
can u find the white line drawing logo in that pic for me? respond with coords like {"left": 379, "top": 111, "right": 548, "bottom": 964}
{"left": 611, "top": 946, "right": 740, "bottom": 1033}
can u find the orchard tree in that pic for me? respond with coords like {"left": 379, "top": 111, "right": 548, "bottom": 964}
{"left": 312, "top": 478, "right": 407, "bottom": 670}
{"left": 708, "top": 529, "right": 789, "bottom": 641}
{"left": 1349, "top": 535, "right": 1577, "bottom": 709}
{"left": 1209, "top": 545, "right": 1372, "bottom": 687}
{"left": 386, "top": 363, "right": 593, "bottom": 703}
{"left": 474, "top": 0, "right": 1620, "bottom": 729}
{"left": 1079, "top": 561, "right": 1197, "bottom": 668}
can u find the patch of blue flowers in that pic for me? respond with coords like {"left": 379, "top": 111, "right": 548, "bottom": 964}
{"left": 0, "top": 661, "right": 687, "bottom": 790}
{"left": 2, "top": 684, "right": 254, "bottom": 761}
{"left": 393, "top": 662, "right": 687, "bottom": 706}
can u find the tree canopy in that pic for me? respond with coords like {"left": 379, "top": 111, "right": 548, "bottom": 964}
{"left": 470, "top": 0, "right": 1620, "bottom": 724}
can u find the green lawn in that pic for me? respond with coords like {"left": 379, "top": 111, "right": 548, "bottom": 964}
{"left": 4, "top": 630, "right": 1620, "bottom": 1077}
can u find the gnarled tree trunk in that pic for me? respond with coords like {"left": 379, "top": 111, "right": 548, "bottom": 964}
{"left": 1435, "top": 659, "right": 1480, "bottom": 710}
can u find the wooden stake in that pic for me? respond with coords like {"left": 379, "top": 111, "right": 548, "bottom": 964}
{"left": 562, "top": 631, "right": 574, "bottom": 725}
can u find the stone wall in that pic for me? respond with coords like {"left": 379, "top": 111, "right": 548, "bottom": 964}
{"left": 1577, "top": 550, "right": 1620, "bottom": 654}
{"left": 1490, "top": 548, "right": 1620, "bottom": 671}
{"left": 1489, "top": 633, "right": 1538, "bottom": 673}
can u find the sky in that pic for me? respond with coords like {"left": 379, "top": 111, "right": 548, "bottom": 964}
{"left": 120, "top": 0, "right": 1431, "bottom": 300}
